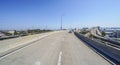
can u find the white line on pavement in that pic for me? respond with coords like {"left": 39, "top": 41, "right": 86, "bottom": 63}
{"left": 57, "top": 51, "right": 62, "bottom": 65}
{"left": 34, "top": 61, "right": 41, "bottom": 65}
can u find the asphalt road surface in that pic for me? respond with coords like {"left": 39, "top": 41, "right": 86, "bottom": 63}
{"left": 0, "top": 31, "right": 111, "bottom": 65}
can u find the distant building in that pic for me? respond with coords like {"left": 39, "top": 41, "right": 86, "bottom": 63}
{"left": 0, "top": 32, "right": 6, "bottom": 37}
{"left": 114, "top": 30, "right": 120, "bottom": 38}
{"left": 8, "top": 30, "right": 15, "bottom": 35}
{"left": 105, "top": 32, "right": 114, "bottom": 37}
{"left": 105, "top": 30, "right": 120, "bottom": 38}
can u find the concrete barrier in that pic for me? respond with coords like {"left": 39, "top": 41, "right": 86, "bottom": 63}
{"left": 74, "top": 32, "right": 120, "bottom": 65}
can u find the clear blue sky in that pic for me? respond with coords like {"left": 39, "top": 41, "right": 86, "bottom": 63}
{"left": 0, "top": 0, "right": 120, "bottom": 30}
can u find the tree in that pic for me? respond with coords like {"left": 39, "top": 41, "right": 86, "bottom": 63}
{"left": 101, "top": 31, "right": 106, "bottom": 37}
{"left": 14, "top": 30, "right": 18, "bottom": 35}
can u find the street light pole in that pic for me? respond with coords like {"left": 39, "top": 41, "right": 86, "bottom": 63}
{"left": 61, "top": 15, "right": 63, "bottom": 30}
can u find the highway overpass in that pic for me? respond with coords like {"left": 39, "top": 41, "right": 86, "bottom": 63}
{"left": 0, "top": 31, "right": 111, "bottom": 65}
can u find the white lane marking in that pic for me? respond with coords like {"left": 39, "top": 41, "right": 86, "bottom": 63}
{"left": 58, "top": 51, "right": 62, "bottom": 65}
{"left": 34, "top": 61, "right": 41, "bottom": 65}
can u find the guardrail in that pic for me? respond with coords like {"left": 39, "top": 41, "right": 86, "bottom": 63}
{"left": 90, "top": 29, "right": 120, "bottom": 47}
{"left": 0, "top": 35, "right": 26, "bottom": 40}
{"left": 92, "top": 35, "right": 120, "bottom": 47}
{"left": 74, "top": 32, "right": 120, "bottom": 65}
{"left": 0, "top": 35, "right": 20, "bottom": 40}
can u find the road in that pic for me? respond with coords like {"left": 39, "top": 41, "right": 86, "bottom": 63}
{"left": 0, "top": 32, "right": 53, "bottom": 53}
{"left": 0, "top": 31, "right": 111, "bottom": 65}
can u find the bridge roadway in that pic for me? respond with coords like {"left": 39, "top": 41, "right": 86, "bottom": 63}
{"left": 0, "top": 31, "right": 111, "bottom": 65}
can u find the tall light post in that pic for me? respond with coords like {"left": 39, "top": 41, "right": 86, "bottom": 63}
{"left": 61, "top": 14, "right": 64, "bottom": 30}
{"left": 61, "top": 15, "right": 63, "bottom": 30}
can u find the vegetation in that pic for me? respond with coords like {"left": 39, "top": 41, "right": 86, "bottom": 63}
{"left": 18, "top": 31, "right": 28, "bottom": 36}
{"left": 101, "top": 31, "right": 106, "bottom": 37}
{"left": 0, "top": 29, "right": 52, "bottom": 40}
{"left": 89, "top": 34, "right": 93, "bottom": 38}
{"left": 0, "top": 31, "right": 12, "bottom": 36}
{"left": 27, "top": 29, "right": 52, "bottom": 35}
{"left": 8, "top": 29, "right": 52, "bottom": 36}
{"left": 14, "top": 30, "right": 18, "bottom": 35}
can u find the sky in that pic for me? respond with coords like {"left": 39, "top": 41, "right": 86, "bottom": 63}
{"left": 0, "top": 0, "right": 120, "bottom": 30}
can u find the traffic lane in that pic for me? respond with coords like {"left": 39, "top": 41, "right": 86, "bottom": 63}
{"left": 0, "top": 31, "right": 58, "bottom": 53}
{"left": 62, "top": 33, "right": 111, "bottom": 65}
{"left": 0, "top": 31, "right": 65, "bottom": 65}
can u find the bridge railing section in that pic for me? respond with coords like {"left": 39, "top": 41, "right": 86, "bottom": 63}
{"left": 92, "top": 34, "right": 120, "bottom": 47}
{"left": 74, "top": 32, "right": 120, "bottom": 65}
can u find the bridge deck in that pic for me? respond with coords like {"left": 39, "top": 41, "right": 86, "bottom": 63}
{"left": 0, "top": 31, "right": 111, "bottom": 65}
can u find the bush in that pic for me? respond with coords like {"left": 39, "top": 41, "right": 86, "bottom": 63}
{"left": 101, "top": 31, "right": 106, "bottom": 37}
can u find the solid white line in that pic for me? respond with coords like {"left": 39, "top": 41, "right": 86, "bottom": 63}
{"left": 57, "top": 51, "right": 62, "bottom": 65}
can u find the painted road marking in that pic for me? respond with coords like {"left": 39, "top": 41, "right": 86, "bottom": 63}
{"left": 58, "top": 51, "right": 62, "bottom": 65}
{"left": 34, "top": 61, "right": 41, "bottom": 65}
